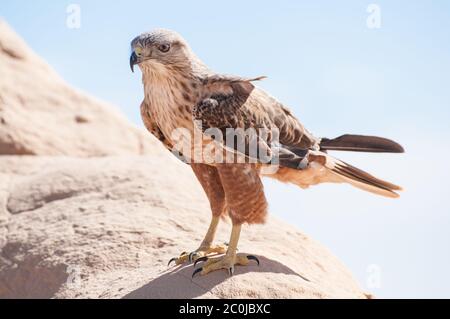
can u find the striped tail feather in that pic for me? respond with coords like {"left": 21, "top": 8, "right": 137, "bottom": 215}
{"left": 325, "top": 155, "right": 402, "bottom": 198}
{"left": 270, "top": 149, "right": 403, "bottom": 198}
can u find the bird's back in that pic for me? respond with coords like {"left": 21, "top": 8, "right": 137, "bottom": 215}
{"left": 246, "top": 87, "right": 320, "bottom": 150}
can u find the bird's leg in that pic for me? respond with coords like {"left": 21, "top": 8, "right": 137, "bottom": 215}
{"left": 192, "top": 224, "right": 259, "bottom": 277}
{"left": 168, "top": 216, "right": 227, "bottom": 266}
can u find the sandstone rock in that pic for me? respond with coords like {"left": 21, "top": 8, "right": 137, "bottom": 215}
{"left": 0, "top": 156, "right": 368, "bottom": 299}
{"left": 0, "top": 20, "right": 157, "bottom": 157}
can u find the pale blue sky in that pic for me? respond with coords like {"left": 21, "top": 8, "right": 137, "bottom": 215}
{"left": 2, "top": 1, "right": 450, "bottom": 298}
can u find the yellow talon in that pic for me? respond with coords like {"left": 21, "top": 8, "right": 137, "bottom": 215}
{"left": 167, "top": 244, "right": 227, "bottom": 266}
{"left": 192, "top": 224, "right": 260, "bottom": 278}
{"left": 192, "top": 254, "right": 259, "bottom": 277}
{"left": 167, "top": 216, "right": 228, "bottom": 266}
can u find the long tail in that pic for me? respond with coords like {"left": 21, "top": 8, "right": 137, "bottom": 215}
{"left": 323, "top": 154, "right": 402, "bottom": 198}
{"left": 320, "top": 134, "right": 404, "bottom": 198}
{"left": 277, "top": 134, "right": 404, "bottom": 198}
{"left": 320, "top": 134, "right": 404, "bottom": 153}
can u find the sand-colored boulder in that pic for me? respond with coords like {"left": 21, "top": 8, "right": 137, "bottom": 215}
{"left": 0, "top": 20, "right": 156, "bottom": 156}
{"left": 0, "top": 156, "right": 368, "bottom": 299}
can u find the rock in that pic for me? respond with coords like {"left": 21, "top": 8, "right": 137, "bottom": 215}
{"left": 0, "top": 156, "right": 368, "bottom": 299}
{"left": 0, "top": 20, "right": 157, "bottom": 157}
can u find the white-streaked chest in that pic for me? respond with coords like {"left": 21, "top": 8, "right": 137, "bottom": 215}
{"left": 141, "top": 65, "right": 194, "bottom": 139}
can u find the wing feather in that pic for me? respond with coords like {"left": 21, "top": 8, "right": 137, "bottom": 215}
{"left": 193, "top": 75, "right": 319, "bottom": 165}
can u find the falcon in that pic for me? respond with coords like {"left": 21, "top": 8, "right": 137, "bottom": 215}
{"left": 129, "top": 29, "right": 404, "bottom": 277}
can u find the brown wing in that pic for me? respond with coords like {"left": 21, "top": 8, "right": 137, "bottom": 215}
{"left": 252, "top": 89, "right": 320, "bottom": 149}
{"left": 193, "top": 76, "right": 320, "bottom": 166}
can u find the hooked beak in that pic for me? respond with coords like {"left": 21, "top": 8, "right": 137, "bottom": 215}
{"left": 130, "top": 51, "right": 139, "bottom": 73}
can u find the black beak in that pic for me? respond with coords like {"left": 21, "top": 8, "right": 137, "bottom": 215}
{"left": 130, "top": 52, "right": 138, "bottom": 73}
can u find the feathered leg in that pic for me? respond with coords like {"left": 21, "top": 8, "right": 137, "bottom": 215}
{"left": 168, "top": 164, "right": 228, "bottom": 266}
{"left": 192, "top": 164, "right": 265, "bottom": 277}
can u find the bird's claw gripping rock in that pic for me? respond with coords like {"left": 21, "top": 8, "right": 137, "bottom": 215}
{"left": 167, "top": 244, "right": 228, "bottom": 266}
{"left": 192, "top": 254, "right": 260, "bottom": 278}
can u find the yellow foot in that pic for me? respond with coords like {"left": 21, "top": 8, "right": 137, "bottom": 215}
{"left": 192, "top": 254, "right": 260, "bottom": 278}
{"left": 167, "top": 244, "right": 228, "bottom": 266}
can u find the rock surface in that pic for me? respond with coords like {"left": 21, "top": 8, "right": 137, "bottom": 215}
{"left": 0, "top": 20, "right": 155, "bottom": 157}
{"left": 0, "top": 21, "right": 369, "bottom": 299}
{"left": 0, "top": 156, "right": 368, "bottom": 299}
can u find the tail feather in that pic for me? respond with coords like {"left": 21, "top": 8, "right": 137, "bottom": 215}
{"left": 325, "top": 156, "right": 402, "bottom": 198}
{"left": 275, "top": 133, "right": 404, "bottom": 198}
{"left": 320, "top": 134, "right": 404, "bottom": 153}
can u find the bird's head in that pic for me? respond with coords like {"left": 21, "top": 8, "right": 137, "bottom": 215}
{"left": 130, "top": 29, "right": 196, "bottom": 73}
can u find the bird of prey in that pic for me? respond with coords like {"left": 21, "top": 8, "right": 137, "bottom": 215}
{"left": 130, "top": 29, "right": 404, "bottom": 277}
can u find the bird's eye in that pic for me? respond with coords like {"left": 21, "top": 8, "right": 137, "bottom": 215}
{"left": 158, "top": 44, "right": 171, "bottom": 53}
{"left": 134, "top": 47, "right": 143, "bottom": 56}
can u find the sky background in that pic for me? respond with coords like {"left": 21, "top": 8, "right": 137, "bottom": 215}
{"left": 2, "top": 0, "right": 450, "bottom": 298}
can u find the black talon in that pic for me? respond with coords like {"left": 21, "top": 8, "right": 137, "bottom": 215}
{"left": 194, "top": 256, "right": 208, "bottom": 268}
{"left": 168, "top": 258, "right": 177, "bottom": 266}
{"left": 180, "top": 251, "right": 187, "bottom": 256}
{"left": 228, "top": 267, "right": 234, "bottom": 276}
{"left": 247, "top": 255, "right": 260, "bottom": 266}
{"left": 189, "top": 252, "right": 198, "bottom": 263}
{"left": 192, "top": 267, "right": 203, "bottom": 278}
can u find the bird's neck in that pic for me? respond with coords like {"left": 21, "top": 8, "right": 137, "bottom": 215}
{"left": 140, "top": 62, "right": 206, "bottom": 137}
{"left": 142, "top": 63, "right": 202, "bottom": 105}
